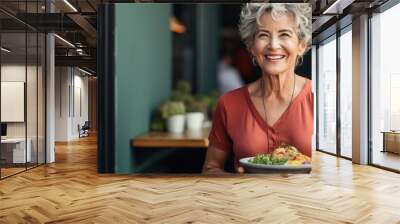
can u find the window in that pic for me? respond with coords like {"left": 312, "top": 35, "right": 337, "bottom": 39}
{"left": 317, "top": 36, "right": 337, "bottom": 155}
{"left": 339, "top": 28, "right": 352, "bottom": 158}
{"left": 370, "top": 2, "right": 400, "bottom": 171}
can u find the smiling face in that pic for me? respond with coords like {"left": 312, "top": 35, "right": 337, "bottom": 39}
{"left": 250, "top": 12, "right": 306, "bottom": 76}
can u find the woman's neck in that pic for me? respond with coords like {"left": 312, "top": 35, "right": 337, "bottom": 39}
{"left": 260, "top": 70, "right": 295, "bottom": 101}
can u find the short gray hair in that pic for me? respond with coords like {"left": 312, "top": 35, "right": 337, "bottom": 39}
{"left": 238, "top": 3, "right": 312, "bottom": 54}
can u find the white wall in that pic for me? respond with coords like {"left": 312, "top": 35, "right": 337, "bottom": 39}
{"left": 55, "top": 67, "right": 89, "bottom": 141}
{"left": 1, "top": 64, "right": 26, "bottom": 81}
{"left": 55, "top": 66, "right": 69, "bottom": 141}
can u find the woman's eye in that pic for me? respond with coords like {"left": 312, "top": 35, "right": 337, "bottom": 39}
{"left": 258, "top": 33, "right": 268, "bottom": 38}
{"left": 281, "top": 33, "right": 291, "bottom": 38}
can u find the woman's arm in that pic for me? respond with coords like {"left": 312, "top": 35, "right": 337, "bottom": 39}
{"left": 202, "top": 144, "right": 230, "bottom": 174}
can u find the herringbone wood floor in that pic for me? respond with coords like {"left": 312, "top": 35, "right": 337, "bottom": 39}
{"left": 1, "top": 135, "right": 400, "bottom": 224}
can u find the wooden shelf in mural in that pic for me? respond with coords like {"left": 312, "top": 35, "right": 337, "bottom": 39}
{"left": 132, "top": 127, "right": 210, "bottom": 148}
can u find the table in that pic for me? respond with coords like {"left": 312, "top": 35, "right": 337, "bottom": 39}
{"left": 381, "top": 131, "right": 400, "bottom": 154}
{"left": 131, "top": 128, "right": 212, "bottom": 172}
{"left": 132, "top": 128, "right": 211, "bottom": 148}
{"left": 1, "top": 138, "right": 32, "bottom": 163}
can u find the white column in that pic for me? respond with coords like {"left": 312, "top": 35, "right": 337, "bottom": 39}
{"left": 45, "top": 0, "right": 55, "bottom": 163}
{"left": 46, "top": 32, "right": 55, "bottom": 163}
{"left": 352, "top": 14, "right": 369, "bottom": 164}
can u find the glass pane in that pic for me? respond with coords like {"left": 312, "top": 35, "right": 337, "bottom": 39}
{"left": 318, "top": 37, "right": 337, "bottom": 154}
{"left": 340, "top": 29, "right": 352, "bottom": 158}
{"left": 1, "top": 30, "right": 28, "bottom": 177}
{"left": 0, "top": 1, "right": 46, "bottom": 178}
{"left": 27, "top": 31, "right": 38, "bottom": 169}
{"left": 26, "top": 0, "right": 39, "bottom": 169}
{"left": 371, "top": 3, "right": 400, "bottom": 171}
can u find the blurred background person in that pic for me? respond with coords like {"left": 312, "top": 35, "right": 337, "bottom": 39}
{"left": 217, "top": 44, "right": 244, "bottom": 94}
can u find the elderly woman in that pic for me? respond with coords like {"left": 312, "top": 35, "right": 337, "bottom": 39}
{"left": 202, "top": 3, "right": 313, "bottom": 174}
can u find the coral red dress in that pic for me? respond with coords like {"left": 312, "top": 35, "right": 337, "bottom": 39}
{"left": 208, "top": 80, "right": 314, "bottom": 168}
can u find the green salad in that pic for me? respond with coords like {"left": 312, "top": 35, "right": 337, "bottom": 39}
{"left": 249, "top": 154, "right": 288, "bottom": 165}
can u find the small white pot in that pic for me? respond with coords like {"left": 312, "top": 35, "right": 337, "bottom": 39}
{"left": 166, "top": 114, "right": 185, "bottom": 133}
{"left": 186, "top": 112, "right": 204, "bottom": 130}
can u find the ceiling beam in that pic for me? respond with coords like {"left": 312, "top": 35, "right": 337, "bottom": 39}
{"left": 312, "top": 15, "right": 335, "bottom": 33}
{"left": 322, "top": 0, "right": 356, "bottom": 14}
{"left": 51, "top": 0, "right": 97, "bottom": 47}
{"left": 67, "top": 13, "right": 97, "bottom": 41}
{"left": 55, "top": 55, "right": 96, "bottom": 70}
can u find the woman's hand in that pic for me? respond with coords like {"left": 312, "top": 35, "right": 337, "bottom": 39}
{"left": 236, "top": 166, "right": 245, "bottom": 174}
{"left": 202, "top": 144, "right": 247, "bottom": 175}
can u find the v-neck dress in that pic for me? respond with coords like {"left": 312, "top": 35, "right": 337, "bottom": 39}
{"left": 208, "top": 79, "right": 313, "bottom": 168}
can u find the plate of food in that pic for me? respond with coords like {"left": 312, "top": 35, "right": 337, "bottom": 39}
{"left": 239, "top": 144, "right": 312, "bottom": 174}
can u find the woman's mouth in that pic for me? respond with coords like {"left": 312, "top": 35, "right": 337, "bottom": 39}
{"left": 265, "top": 55, "right": 286, "bottom": 62}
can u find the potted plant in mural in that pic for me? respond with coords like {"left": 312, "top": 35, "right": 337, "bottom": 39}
{"left": 185, "top": 97, "right": 207, "bottom": 130}
{"left": 150, "top": 109, "right": 165, "bottom": 132}
{"left": 161, "top": 79, "right": 220, "bottom": 132}
{"left": 170, "top": 80, "right": 192, "bottom": 102}
{"left": 198, "top": 90, "right": 219, "bottom": 120}
{"left": 161, "top": 101, "right": 186, "bottom": 133}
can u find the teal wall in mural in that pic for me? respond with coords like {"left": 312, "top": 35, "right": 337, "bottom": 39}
{"left": 196, "top": 4, "right": 219, "bottom": 94}
{"left": 114, "top": 4, "right": 172, "bottom": 173}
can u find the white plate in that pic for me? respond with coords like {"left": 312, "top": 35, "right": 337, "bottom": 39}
{"left": 239, "top": 157, "right": 312, "bottom": 174}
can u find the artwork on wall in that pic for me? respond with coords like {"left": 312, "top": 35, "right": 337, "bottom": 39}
{"left": 1, "top": 81, "right": 25, "bottom": 122}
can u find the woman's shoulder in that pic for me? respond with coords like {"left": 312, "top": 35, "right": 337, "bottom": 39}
{"left": 219, "top": 86, "right": 247, "bottom": 101}
{"left": 217, "top": 86, "right": 248, "bottom": 108}
{"left": 291, "top": 75, "right": 312, "bottom": 106}
{"left": 295, "top": 75, "right": 312, "bottom": 94}
{"left": 296, "top": 75, "right": 311, "bottom": 87}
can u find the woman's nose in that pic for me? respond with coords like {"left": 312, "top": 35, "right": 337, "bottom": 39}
{"left": 268, "top": 36, "right": 280, "bottom": 49}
